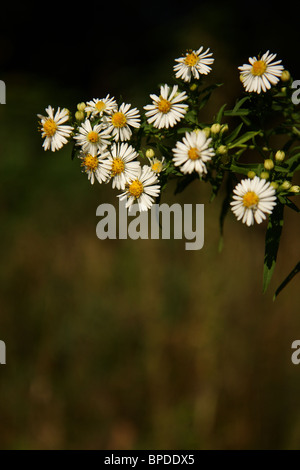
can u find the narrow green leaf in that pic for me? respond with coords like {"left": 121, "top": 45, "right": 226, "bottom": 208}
{"left": 228, "top": 130, "right": 260, "bottom": 149}
{"left": 273, "top": 262, "right": 300, "bottom": 300}
{"left": 232, "top": 96, "right": 250, "bottom": 112}
{"left": 263, "top": 202, "right": 284, "bottom": 293}
{"left": 224, "top": 123, "right": 243, "bottom": 145}
{"left": 215, "top": 103, "right": 227, "bottom": 123}
{"left": 230, "top": 162, "right": 263, "bottom": 176}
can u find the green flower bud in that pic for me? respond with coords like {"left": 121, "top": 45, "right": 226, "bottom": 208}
{"left": 260, "top": 171, "right": 269, "bottom": 180}
{"left": 247, "top": 171, "right": 256, "bottom": 179}
{"left": 289, "top": 185, "right": 300, "bottom": 193}
{"left": 221, "top": 124, "right": 229, "bottom": 133}
{"left": 145, "top": 148, "right": 155, "bottom": 159}
{"left": 280, "top": 180, "right": 292, "bottom": 191}
{"left": 77, "top": 102, "right": 86, "bottom": 111}
{"left": 270, "top": 182, "right": 279, "bottom": 190}
{"left": 217, "top": 145, "right": 227, "bottom": 155}
{"left": 202, "top": 127, "right": 211, "bottom": 138}
{"left": 264, "top": 159, "right": 274, "bottom": 170}
{"left": 275, "top": 150, "right": 285, "bottom": 162}
{"left": 281, "top": 70, "right": 291, "bottom": 82}
{"left": 210, "top": 123, "right": 221, "bottom": 134}
{"left": 75, "top": 110, "right": 85, "bottom": 121}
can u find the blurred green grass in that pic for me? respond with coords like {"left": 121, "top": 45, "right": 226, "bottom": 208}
{"left": 1, "top": 11, "right": 300, "bottom": 449}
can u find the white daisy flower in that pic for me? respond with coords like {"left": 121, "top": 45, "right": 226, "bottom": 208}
{"left": 174, "top": 47, "right": 214, "bottom": 82}
{"left": 172, "top": 130, "right": 215, "bottom": 175}
{"left": 144, "top": 84, "right": 188, "bottom": 129}
{"left": 118, "top": 165, "right": 160, "bottom": 211}
{"left": 238, "top": 51, "right": 284, "bottom": 93}
{"left": 85, "top": 95, "right": 117, "bottom": 117}
{"left": 78, "top": 151, "right": 111, "bottom": 185}
{"left": 38, "top": 106, "right": 73, "bottom": 152}
{"left": 103, "top": 103, "right": 141, "bottom": 141}
{"left": 230, "top": 176, "right": 277, "bottom": 226}
{"left": 74, "top": 119, "right": 111, "bottom": 155}
{"left": 147, "top": 156, "right": 166, "bottom": 174}
{"left": 105, "top": 142, "right": 141, "bottom": 190}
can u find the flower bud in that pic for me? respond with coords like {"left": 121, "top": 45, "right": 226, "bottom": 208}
{"left": 190, "top": 83, "right": 197, "bottom": 91}
{"left": 270, "top": 182, "right": 279, "bottom": 190}
{"left": 75, "top": 110, "right": 85, "bottom": 121}
{"left": 280, "top": 180, "right": 292, "bottom": 191}
{"left": 275, "top": 150, "right": 285, "bottom": 162}
{"left": 210, "top": 123, "right": 221, "bottom": 134}
{"left": 281, "top": 70, "right": 291, "bottom": 82}
{"left": 217, "top": 145, "right": 227, "bottom": 155}
{"left": 289, "top": 185, "right": 300, "bottom": 193}
{"left": 247, "top": 171, "right": 256, "bottom": 179}
{"left": 264, "top": 159, "right": 274, "bottom": 170}
{"left": 145, "top": 148, "right": 155, "bottom": 159}
{"left": 221, "top": 124, "right": 229, "bottom": 133}
{"left": 260, "top": 171, "right": 269, "bottom": 180}
{"left": 202, "top": 127, "right": 211, "bottom": 138}
{"left": 77, "top": 102, "right": 86, "bottom": 111}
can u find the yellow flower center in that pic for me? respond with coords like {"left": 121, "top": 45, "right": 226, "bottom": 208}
{"left": 251, "top": 60, "right": 267, "bottom": 76}
{"left": 158, "top": 98, "right": 171, "bottom": 114}
{"left": 87, "top": 131, "right": 99, "bottom": 143}
{"left": 81, "top": 154, "right": 99, "bottom": 172}
{"left": 188, "top": 147, "right": 199, "bottom": 160}
{"left": 95, "top": 100, "right": 106, "bottom": 112}
{"left": 151, "top": 161, "right": 163, "bottom": 173}
{"left": 184, "top": 52, "right": 199, "bottom": 67}
{"left": 111, "top": 157, "right": 125, "bottom": 176}
{"left": 128, "top": 180, "right": 144, "bottom": 198}
{"left": 243, "top": 191, "right": 259, "bottom": 208}
{"left": 43, "top": 119, "right": 57, "bottom": 137}
{"left": 111, "top": 112, "right": 127, "bottom": 128}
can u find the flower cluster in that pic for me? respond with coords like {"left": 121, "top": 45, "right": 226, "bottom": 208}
{"left": 37, "top": 46, "right": 300, "bottom": 294}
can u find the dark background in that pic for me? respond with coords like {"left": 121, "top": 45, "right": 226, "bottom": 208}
{"left": 0, "top": 0, "right": 300, "bottom": 449}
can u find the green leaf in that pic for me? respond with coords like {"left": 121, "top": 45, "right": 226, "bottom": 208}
{"left": 228, "top": 130, "right": 260, "bottom": 149}
{"left": 232, "top": 96, "right": 250, "bottom": 112}
{"left": 263, "top": 202, "right": 284, "bottom": 293}
{"left": 215, "top": 103, "right": 227, "bottom": 123}
{"left": 230, "top": 162, "right": 263, "bottom": 176}
{"left": 273, "top": 261, "right": 300, "bottom": 300}
{"left": 224, "top": 123, "right": 243, "bottom": 145}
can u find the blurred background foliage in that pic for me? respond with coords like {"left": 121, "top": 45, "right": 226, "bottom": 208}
{"left": 0, "top": 0, "right": 300, "bottom": 449}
